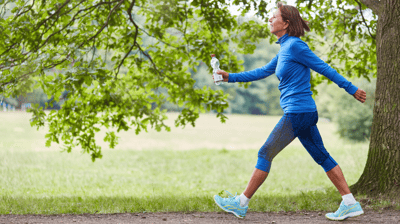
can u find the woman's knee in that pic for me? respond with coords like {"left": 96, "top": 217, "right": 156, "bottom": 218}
{"left": 320, "top": 155, "right": 338, "bottom": 172}
{"left": 255, "top": 156, "right": 272, "bottom": 173}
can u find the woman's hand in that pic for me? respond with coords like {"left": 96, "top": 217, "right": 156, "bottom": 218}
{"left": 353, "top": 88, "right": 366, "bottom": 103}
{"left": 214, "top": 70, "right": 229, "bottom": 82}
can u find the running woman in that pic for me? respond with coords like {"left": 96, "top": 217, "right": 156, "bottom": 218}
{"left": 213, "top": 2, "right": 367, "bottom": 221}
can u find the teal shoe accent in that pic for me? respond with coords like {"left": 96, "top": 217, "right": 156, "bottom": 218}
{"left": 214, "top": 190, "right": 248, "bottom": 219}
{"left": 326, "top": 201, "right": 364, "bottom": 221}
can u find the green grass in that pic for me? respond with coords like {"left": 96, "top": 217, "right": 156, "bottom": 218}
{"left": 0, "top": 111, "right": 397, "bottom": 214}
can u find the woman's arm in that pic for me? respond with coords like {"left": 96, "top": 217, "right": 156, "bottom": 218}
{"left": 227, "top": 54, "right": 279, "bottom": 83}
{"left": 291, "top": 40, "right": 359, "bottom": 95}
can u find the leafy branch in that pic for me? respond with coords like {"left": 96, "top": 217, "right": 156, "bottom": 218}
{"left": 35, "top": 0, "right": 72, "bottom": 29}
{"left": 14, "top": 0, "right": 35, "bottom": 18}
{"left": 354, "top": 0, "right": 376, "bottom": 39}
{"left": 114, "top": 0, "right": 138, "bottom": 77}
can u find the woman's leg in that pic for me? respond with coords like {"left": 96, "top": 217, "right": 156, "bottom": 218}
{"left": 296, "top": 121, "right": 352, "bottom": 196}
{"left": 243, "top": 114, "right": 296, "bottom": 199}
{"left": 295, "top": 112, "right": 363, "bottom": 220}
{"left": 214, "top": 113, "right": 296, "bottom": 218}
{"left": 326, "top": 165, "right": 351, "bottom": 196}
{"left": 243, "top": 168, "right": 269, "bottom": 198}
{"left": 325, "top": 164, "right": 364, "bottom": 220}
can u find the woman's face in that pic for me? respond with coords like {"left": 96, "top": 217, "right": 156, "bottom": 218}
{"left": 268, "top": 9, "right": 288, "bottom": 37}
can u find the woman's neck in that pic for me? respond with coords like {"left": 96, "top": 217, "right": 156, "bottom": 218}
{"left": 275, "top": 30, "right": 287, "bottom": 39}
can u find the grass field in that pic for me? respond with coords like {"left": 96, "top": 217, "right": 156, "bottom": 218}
{"left": 1, "top": 111, "right": 390, "bottom": 214}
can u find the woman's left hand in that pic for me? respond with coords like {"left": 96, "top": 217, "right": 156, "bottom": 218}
{"left": 353, "top": 88, "right": 366, "bottom": 103}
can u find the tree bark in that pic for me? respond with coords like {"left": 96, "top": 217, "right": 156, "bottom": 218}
{"left": 351, "top": 0, "right": 400, "bottom": 196}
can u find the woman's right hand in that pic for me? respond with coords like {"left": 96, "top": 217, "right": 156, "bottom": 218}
{"left": 353, "top": 88, "right": 366, "bottom": 103}
{"left": 215, "top": 70, "right": 229, "bottom": 82}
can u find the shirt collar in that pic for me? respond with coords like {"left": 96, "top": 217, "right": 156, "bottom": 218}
{"left": 275, "top": 33, "right": 289, "bottom": 45}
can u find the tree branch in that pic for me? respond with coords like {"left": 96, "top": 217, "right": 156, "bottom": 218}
{"left": 307, "top": 0, "right": 313, "bottom": 10}
{"left": 127, "top": 0, "right": 139, "bottom": 46}
{"left": 355, "top": 0, "right": 375, "bottom": 39}
{"left": 115, "top": 0, "right": 138, "bottom": 77}
{"left": 14, "top": 0, "right": 35, "bottom": 18}
{"left": 35, "top": 0, "right": 88, "bottom": 51}
{"left": 115, "top": 44, "right": 137, "bottom": 77}
{"left": 125, "top": 0, "right": 172, "bottom": 88}
{"left": 35, "top": 0, "right": 87, "bottom": 46}
{"left": 35, "top": 0, "right": 72, "bottom": 29}
{"left": 77, "top": 0, "right": 124, "bottom": 49}
{"left": 126, "top": 0, "right": 167, "bottom": 78}
{"left": 43, "top": 0, "right": 125, "bottom": 70}
{"left": 35, "top": 0, "right": 120, "bottom": 53}
{"left": 0, "top": 50, "right": 34, "bottom": 71}
{"left": 360, "top": 0, "right": 381, "bottom": 15}
{"left": 74, "top": 0, "right": 121, "bottom": 20}
{"left": 183, "top": 0, "right": 189, "bottom": 53}
{"left": 0, "top": 43, "right": 17, "bottom": 58}
{"left": 0, "top": 70, "right": 35, "bottom": 89}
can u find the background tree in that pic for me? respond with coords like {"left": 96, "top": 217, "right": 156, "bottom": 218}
{"left": 0, "top": 94, "right": 18, "bottom": 107}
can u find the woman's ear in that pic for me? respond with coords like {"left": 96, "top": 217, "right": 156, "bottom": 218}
{"left": 284, "top": 20, "right": 290, "bottom": 29}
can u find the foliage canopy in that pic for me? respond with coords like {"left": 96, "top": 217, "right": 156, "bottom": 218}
{"left": 0, "top": 0, "right": 376, "bottom": 160}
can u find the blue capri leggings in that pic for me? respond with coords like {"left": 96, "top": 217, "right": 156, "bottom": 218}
{"left": 256, "top": 111, "right": 338, "bottom": 173}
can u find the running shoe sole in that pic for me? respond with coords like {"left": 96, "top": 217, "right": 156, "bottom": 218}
{"left": 325, "top": 210, "right": 364, "bottom": 221}
{"left": 213, "top": 195, "right": 245, "bottom": 219}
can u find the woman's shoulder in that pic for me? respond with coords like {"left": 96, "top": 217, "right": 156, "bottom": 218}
{"left": 288, "top": 37, "right": 309, "bottom": 51}
{"left": 287, "top": 36, "right": 307, "bottom": 45}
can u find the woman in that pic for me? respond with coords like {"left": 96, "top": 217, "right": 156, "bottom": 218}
{"left": 213, "top": 2, "right": 367, "bottom": 221}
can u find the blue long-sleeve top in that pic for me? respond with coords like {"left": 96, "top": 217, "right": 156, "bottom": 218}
{"left": 228, "top": 33, "right": 359, "bottom": 113}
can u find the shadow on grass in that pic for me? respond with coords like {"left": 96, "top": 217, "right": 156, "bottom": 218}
{"left": 1, "top": 188, "right": 399, "bottom": 215}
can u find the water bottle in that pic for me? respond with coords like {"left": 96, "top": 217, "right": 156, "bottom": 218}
{"left": 210, "top": 54, "right": 224, "bottom": 85}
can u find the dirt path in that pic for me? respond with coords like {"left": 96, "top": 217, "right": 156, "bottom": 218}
{"left": 1, "top": 210, "right": 399, "bottom": 224}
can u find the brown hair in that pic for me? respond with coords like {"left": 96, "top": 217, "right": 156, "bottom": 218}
{"left": 277, "top": 2, "right": 310, "bottom": 37}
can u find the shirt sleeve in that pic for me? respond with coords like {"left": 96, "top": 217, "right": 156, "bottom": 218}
{"left": 228, "top": 54, "right": 278, "bottom": 83}
{"left": 290, "top": 40, "right": 359, "bottom": 95}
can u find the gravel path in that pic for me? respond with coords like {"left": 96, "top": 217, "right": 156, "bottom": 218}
{"left": 1, "top": 209, "right": 400, "bottom": 223}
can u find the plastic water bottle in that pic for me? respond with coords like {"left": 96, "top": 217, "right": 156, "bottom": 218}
{"left": 211, "top": 54, "right": 224, "bottom": 85}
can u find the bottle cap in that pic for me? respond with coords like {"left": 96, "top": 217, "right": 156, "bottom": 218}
{"left": 211, "top": 54, "right": 215, "bottom": 57}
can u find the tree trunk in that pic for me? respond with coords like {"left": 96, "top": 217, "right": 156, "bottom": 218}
{"left": 351, "top": 0, "right": 400, "bottom": 196}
